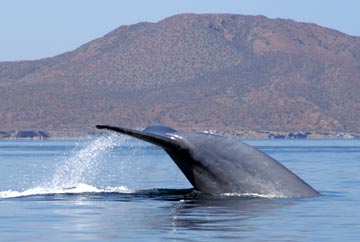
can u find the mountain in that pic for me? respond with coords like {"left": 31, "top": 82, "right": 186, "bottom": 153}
{"left": 1, "top": 13, "right": 360, "bottom": 132}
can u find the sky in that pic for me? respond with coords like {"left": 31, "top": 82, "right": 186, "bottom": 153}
{"left": 1, "top": 0, "right": 359, "bottom": 61}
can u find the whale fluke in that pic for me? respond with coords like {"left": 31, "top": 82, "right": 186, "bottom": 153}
{"left": 96, "top": 124, "right": 320, "bottom": 198}
{"left": 96, "top": 125, "right": 182, "bottom": 150}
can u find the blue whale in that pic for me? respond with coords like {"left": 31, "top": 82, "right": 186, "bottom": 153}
{"left": 96, "top": 125, "right": 320, "bottom": 198}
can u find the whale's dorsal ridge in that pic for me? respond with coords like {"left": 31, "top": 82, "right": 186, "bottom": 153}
{"left": 143, "top": 125, "right": 177, "bottom": 136}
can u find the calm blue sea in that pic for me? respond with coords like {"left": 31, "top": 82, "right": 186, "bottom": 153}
{"left": 0, "top": 136, "right": 359, "bottom": 241}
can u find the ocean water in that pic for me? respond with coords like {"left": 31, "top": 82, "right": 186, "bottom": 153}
{"left": 0, "top": 135, "right": 359, "bottom": 241}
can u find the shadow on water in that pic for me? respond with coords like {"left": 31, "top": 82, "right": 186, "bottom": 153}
{"left": 166, "top": 192, "right": 295, "bottom": 234}
{"left": 14, "top": 187, "right": 295, "bottom": 227}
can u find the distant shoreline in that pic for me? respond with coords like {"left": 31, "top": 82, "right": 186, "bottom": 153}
{"left": 1, "top": 129, "right": 359, "bottom": 140}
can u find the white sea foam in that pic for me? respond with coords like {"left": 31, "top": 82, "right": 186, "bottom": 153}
{"left": 221, "top": 192, "right": 287, "bottom": 199}
{"left": 0, "top": 184, "right": 134, "bottom": 199}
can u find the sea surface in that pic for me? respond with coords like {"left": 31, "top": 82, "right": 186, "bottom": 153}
{"left": 0, "top": 135, "right": 359, "bottom": 241}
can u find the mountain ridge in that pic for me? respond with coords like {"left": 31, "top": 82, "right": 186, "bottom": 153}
{"left": 1, "top": 13, "right": 360, "bottom": 132}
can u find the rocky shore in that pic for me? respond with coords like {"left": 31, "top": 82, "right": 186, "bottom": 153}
{"left": 0, "top": 130, "right": 95, "bottom": 140}
{"left": 1, "top": 129, "right": 359, "bottom": 140}
{"left": 213, "top": 129, "right": 360, "bottom": 139}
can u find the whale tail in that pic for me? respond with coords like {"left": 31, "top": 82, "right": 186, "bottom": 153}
{"left": 96, "top": 124, "right": 320, "bottom": 198}
{"left": 96, "top": 125, "right": 182, "bottom": 150}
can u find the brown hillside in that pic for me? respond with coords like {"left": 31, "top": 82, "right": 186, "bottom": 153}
{"left": 0, "top": 13, "right": 360, "bottom": 132}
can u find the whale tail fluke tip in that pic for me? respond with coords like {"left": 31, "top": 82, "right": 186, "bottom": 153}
{"left": 96, "top": 124, "right": 107, "bottom": 129}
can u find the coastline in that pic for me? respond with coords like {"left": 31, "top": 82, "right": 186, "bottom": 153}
{"left": 0, "top": 129, "right": 359, "bottom": 140}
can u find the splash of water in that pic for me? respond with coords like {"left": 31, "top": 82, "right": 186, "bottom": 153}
{"left": 45, "top": 134, "right": 121, "bottom": 189}
{"left": 0, "top": 134, "right": 137, "bottom": 199}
